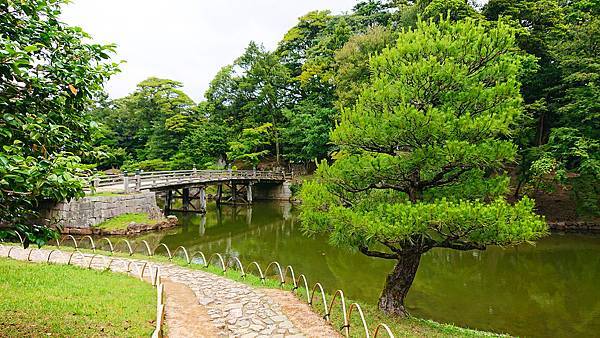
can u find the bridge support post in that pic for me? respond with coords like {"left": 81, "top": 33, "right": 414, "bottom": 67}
{"left": 135, "top": 170, "right": 141, "bottom": 192}
{"left": 165, "top": 190, "right": 173, "bottom": 213}
{"left": 231, "top": 183, "right": 237, "bottom": 202}
{"left": 182, "top": 187, "right": 190, "bottom": 211}
{"left": 123, "top": 171, "right": 130, "bottom": 194}
{"left": 216, "top": 184, "right": 222, "bottom": 205}
{"left": 199, "top": 186, "right": 206, "bottom": 213}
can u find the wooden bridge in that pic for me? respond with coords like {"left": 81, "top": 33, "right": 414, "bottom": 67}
{"left": 88, "top": 169, "right": 292, "bottom": 213}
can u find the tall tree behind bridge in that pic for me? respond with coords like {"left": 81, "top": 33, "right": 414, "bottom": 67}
{"left": 91, "top": 77, "right": 198, "bottom": 170}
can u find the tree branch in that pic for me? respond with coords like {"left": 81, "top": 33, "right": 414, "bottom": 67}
{"left": 334, "top": 180, "right": 409, "bottom": 194}
{"left": 418, "top": 165, "right": 471, "bottom": 190}
{"left": 379, "top": 240, "right": 402, "bottom": 253}
{"left": 359, "top": 246, "right": 398, "bottom": 259}
{"left": 436, "top": 241, "right": 486, "bottom": 251}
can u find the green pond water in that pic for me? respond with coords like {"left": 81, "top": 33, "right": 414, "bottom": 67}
{"left": 136, "top": 201, "right": 600, "bottom": 338}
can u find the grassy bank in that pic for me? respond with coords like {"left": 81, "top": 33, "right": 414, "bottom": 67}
{"left": 0, "top": 257, "right": 156, "bottom": 337}
{"left": 38, "top": 244, "right": 504, "bottom": 337}
{"left": 96, "top": 212, "right": 157, "bottom": 231}
{"left": 86, "top": 192, "right": 124, "bottom": 197}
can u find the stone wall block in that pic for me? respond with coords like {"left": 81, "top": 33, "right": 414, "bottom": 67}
{"left": 41, "top": 191, "right": 162, "bottom": 229}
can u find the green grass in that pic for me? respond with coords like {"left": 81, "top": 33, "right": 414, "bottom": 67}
{"left": 0, "top": 258, "right": 156, "bottom": 337}
{"left": 39, "top": 244, "right": 504, "bottom": 337}
{"left": 86, "top": 192, "right": 124, "bottom": 197}
{"left": 95, "top": 213, "right": 157, "bottom": 231}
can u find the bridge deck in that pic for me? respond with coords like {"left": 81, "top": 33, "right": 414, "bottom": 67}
{"left": 88, "top": 170, "right": 288, "bottom": 194}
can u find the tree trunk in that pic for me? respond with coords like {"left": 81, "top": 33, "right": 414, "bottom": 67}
{"left": 275, "top": 134, "right": 280, "bottom": 166}
{"left": 378, "top": 252, "right": 422, "bottom": 316}
{"left": 272, "top": 114, "right": 280, "bottom": 166}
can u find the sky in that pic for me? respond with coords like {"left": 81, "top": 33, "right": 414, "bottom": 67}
{"left": 61, "top": 0, "right": 359, "bottom": 101}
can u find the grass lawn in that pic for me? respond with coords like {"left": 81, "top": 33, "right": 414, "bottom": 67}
{"left": 86, "top": 192, "right": 123, "bottom": 197}
{"left": 44, "top": 245, "right": 503, "bottom": 337}
{"left": 0, "top": 258, "right": 156, "bottom": 337}
{"left": 95, "top": 213, "right": 157, "bottom": 231}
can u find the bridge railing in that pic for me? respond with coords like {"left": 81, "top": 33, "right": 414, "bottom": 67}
{"left": 90, "top": 174, "right": 123, "bottom": 188}
{"left": 87, "top": 169, "right": 289, "bottom": 192}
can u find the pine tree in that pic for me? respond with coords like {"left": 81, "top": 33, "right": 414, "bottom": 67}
{"left": 300, "top": 18, "right": 547, "bottom": 316}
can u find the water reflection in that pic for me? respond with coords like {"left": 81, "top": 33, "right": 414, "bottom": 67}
{"left": 134, "top": 201, "right": 600, "bottom": 338}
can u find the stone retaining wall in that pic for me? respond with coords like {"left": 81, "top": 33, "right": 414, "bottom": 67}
{"left": 253, "top": 181, "right": 293, "bottom": 200}
{"left": 549, "top": 221, "right": 600, "bottom": 232}
{"left": 42, "top": 192, "right": 162, "bottom": 228}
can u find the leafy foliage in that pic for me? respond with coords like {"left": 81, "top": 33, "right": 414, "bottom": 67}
{"left": 421, "top": 0, "right": 480, "bottom": 21}
{"left": 92, "top": 77, "right": 197, "bottom": 164}
{"left": 180, "top": 118, "right": 230, "bottom": 168}
{"left": 227, "top": 123, "right": 273, "bottom": 166}
{"left": 281, "top": 102, "right": 335, "bottom": 164}
{"left": 0, "top": 0, "right": 118, "bottom": 245}
{"left": 484, "top": 0, "right": 600, "bottom": 215}
{"left": 56, "top": 0, "right": 598, "bottom": 219}
{"left": 334, "top": 26, "right": 398, "bottom": 108}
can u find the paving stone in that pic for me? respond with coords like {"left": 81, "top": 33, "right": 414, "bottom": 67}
{"left": 260, "top": 327, "right": 276, "bottom": 335}
{"left": 237, "top": 319, "right": 250, "bottom": 328}
{"left": 278, "top": 321, "right": 294, "bottom": 329}
{"left": 229, "top": 308, "right": 243, "bottom": 318}
{"left": 249, "top": 324, "right": 263, "bottom": 332}
{"left": 271, "top": 315, "right": 287, "bottom": 323}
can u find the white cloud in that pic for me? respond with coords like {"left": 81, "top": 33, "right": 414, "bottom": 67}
{"left": 61, "top": 0, "right": 358, "bottom": 101}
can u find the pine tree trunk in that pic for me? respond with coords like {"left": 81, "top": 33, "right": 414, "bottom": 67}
{"left": 378, "top": 252, "right": 422, "bottom": 316}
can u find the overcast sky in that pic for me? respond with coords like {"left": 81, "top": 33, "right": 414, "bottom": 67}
{"left": 61, "top": 0, "right": 358, "bottom": 101}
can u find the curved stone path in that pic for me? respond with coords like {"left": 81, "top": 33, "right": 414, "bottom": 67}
{"left": 0, "top": 245, "right": 339, "bottom": 338}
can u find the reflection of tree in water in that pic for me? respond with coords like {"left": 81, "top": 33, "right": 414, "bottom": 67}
{"left": 409, "top": 237, "right": 600, "bottom": 338}
{"left": 125, "top": 205, "right": 600, "bottom": 338}
{"left": 318, "top": 244, "right": 392, "bottom": 303}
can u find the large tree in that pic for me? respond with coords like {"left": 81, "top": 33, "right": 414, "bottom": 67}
{"left": 204, "top": 43, "right": 290, "bottom": 165}
{"left": 91, "top": 77, "right": 198, "bottom": 167}
{"left": 300, "top": 18, "right": 547, "bottom": 316}
{"left": 0, "top": 0, "right": 117, "bottom": 245}
{"left": 528, "top": 10, "right": 600, "bottom": 216}
{"left": 484, "top": 0, "right": 599, "bottom": 216}
{"left": 334, "top": 25, "right": 398, "bottom": 109}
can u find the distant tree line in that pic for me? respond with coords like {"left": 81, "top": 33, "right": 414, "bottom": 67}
{"left": 2, "top": 0, "right": 598, "bottom": 244}
{"left": 91, "top": 0, "right": 598, "bottom": 217}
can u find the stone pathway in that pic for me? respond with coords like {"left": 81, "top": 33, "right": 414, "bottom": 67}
{"left": 0, "top": 245, "right": 339, "bottom": 338}
{"left": 162, "top": 278, "right": 219, "bottom": 337}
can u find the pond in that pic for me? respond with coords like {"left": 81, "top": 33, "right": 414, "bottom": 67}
{"left": 135, "top": 201, "right": 600, "bottom": 338}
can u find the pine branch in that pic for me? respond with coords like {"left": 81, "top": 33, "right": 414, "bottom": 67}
{"left": 359, "top": 246, "right": 397, "bottom": 259}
